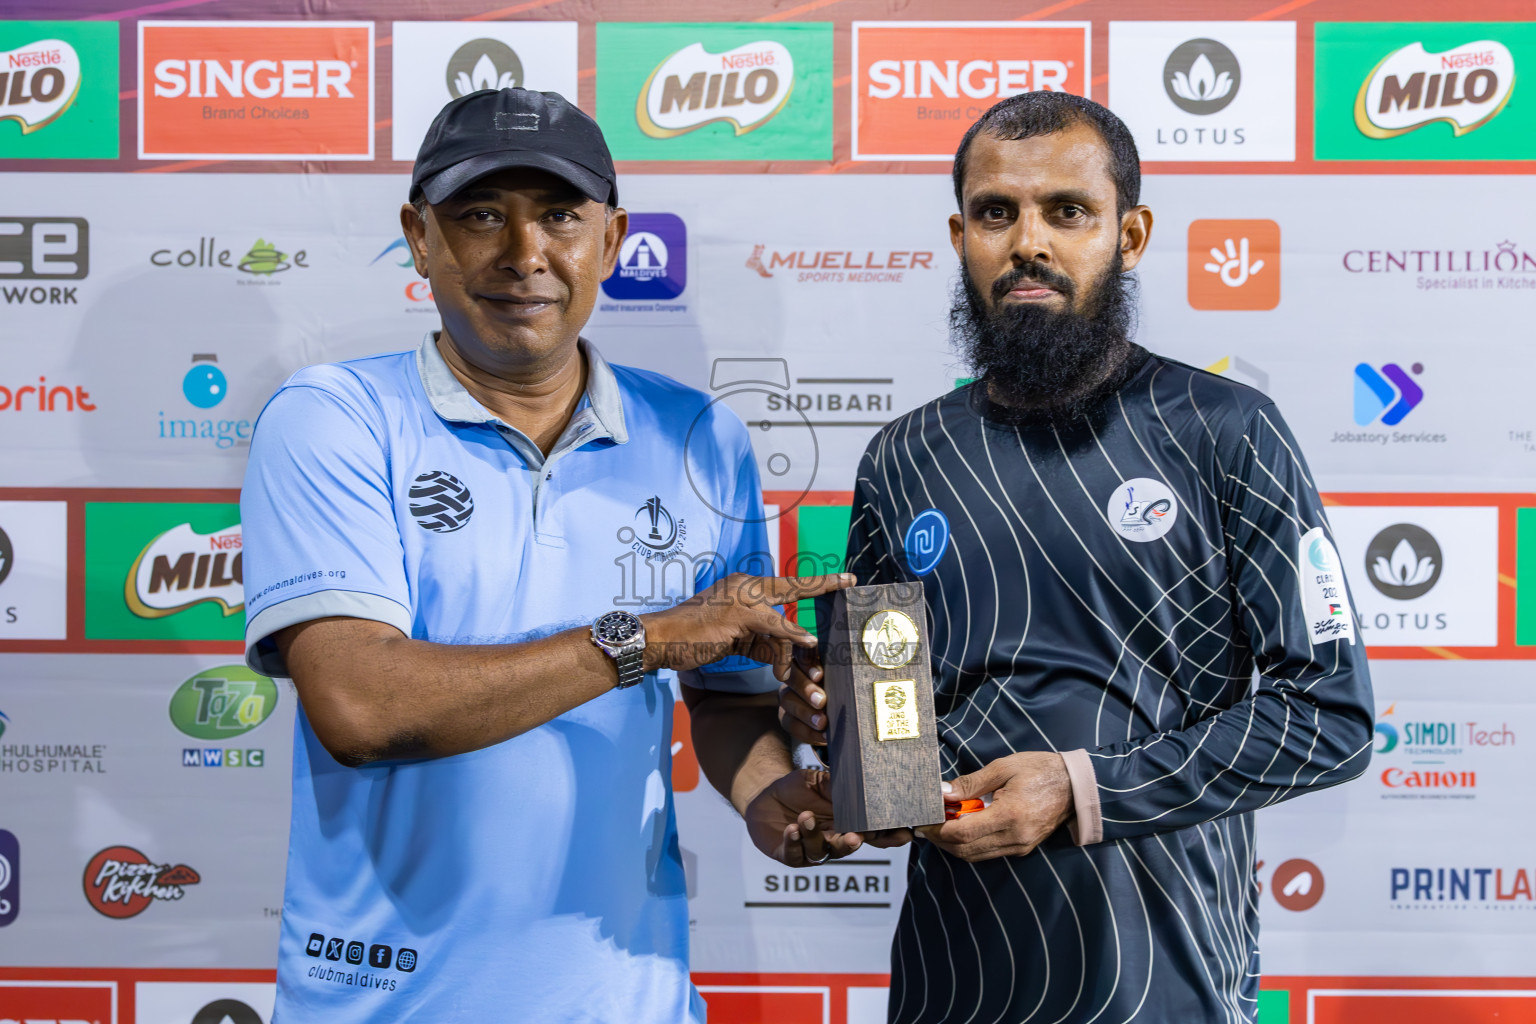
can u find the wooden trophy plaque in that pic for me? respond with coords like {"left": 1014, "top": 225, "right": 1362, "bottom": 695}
{"left": 814, "top": 582, "right": 945, "bottom": 834}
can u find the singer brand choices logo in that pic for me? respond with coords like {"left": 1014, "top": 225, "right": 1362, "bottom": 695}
{"left": 597, "top": 22, "right": 831, "bottom": 161}
{"left": 82, "top": 844, "right": 200, "bottom": 919}
{"left": 85, "top": 502, "right": 245, "bottom": 641}
{"left": 1315, "top": 22, "right": 1536, "bottom": 160}
{"left": 0, "top": 21, "right": 119, "bottom": 158}
{"left": 1187, "top": 219, "right": 1281, "bottom": 310}
{"left": 139, "top": 20, "right": 374, "bottom": 160}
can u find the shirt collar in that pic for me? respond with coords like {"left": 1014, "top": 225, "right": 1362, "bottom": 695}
{"left": 414, "top": 332, "right": 629, "bottom": 447}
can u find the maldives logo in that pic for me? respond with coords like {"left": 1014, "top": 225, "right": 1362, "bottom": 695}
{"left": 602, "top": 213, "right": 687, "bottom": 301}
{"left": 1355, "top": 39, "right": 1514, "bottom": 139}
{"left": 637, "top": 39, "right": 794, "bottom": 138}
{"left": 1353, "top": 361, "right": 1424, "bottom": 425}
{"left": 82, "top": 844, "right": 200, "bottom": 919}
{"left": 126, "top": 522, "right": 244, "bottom": 618}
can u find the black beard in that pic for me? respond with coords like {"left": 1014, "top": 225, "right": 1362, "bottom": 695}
{"left": 951, "top": 253, "right": 1140, "bottom": 426}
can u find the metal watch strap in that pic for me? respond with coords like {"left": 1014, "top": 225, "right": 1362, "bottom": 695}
{"left": 614, "top": 647, "right": 645, "bottom": 689}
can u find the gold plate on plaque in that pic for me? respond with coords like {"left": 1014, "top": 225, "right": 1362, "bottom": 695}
{"left": 872, "top": 679, "right": 920, "bottom": 741}
{"left": 862, "top": 609, "right": 919, "bottom": 669}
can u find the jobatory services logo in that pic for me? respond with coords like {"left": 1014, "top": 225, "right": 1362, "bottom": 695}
{"left": 1109, "top": 23, "right": 1296, "bottom": 161}
{"left": 600, "top": 213, "right": 688, "bottom": 311}
{"left": 1316, "top": 23, "right": 1536, "bottom": 160}
{"left": 0, "top": 828, "right": 16, "bottom": 927}
{"left": 0, "top": 500, "right": 68, "bottom": 640}
{"left": 0, "top": 981, "right": 116, "bottom": 1022}
{"left": 139, "top": 20, "right": 374, "bottom": 160}
{"left": 1, "top": 215, "right": 89, "bottom": 306}
{"left": 597, "top": 22, "right": 832, "bottom": 161}
{"left": 1187, "top": 219, "right": 1280, "bottom": 310}
{"left": 389, "top": 21, "right": 578, "bottom": 161}
{"left": 85, "top": 502, "right": 245, "bottom": 641}
{"left": 1105, "top": 477, "right": 1179, "bottom": 543}
{"left": 1353, "top": 361, "right": 1424, "bottom": 427}
{"left": 82, "top": 844, "right": 200, "bottom": 919}
{"left": 0, "top": 21, "right": 119, "bottom": 158}
{"left": 851, "top": 22, "right": 1089, "bottom": 161}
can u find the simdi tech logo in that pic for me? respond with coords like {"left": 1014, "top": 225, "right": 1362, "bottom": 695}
{"left": 139, "top": 20, "right": 374, "bottom": 160}
{"left": 851, "top": 22, "right": 1089, "bottom": 161}
{"left": 84, "top": 502, "right": 244, "bottom": 641}
{"left": 1315, "top": 23, "right": 1536, "bottom": 160}
{"left": 1187, "top": 219, "right": 1280, "bottom": 310}
{"left": 596, "top": 22, "right": 832, "bottom": 161}
{"left": 0, "top": 21, "right": 119, "bottom": 158}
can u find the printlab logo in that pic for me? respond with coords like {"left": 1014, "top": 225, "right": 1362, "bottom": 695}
{"left": 0, "top": 828, "right": 16, "bottom": 927}
{"left": 82, "top": 844, "right": 200, "bottom": 919}
{"left": 408, "top": 471, "right": 474, "bottom": 533}
{"left": 1353, "top": 361, "right": 1423, "bottom": 426}
{"left": 0, "top": 21, "right": 119, "bottom": 159}
{"left": 601, "top": 213, "right": 687, "bottom": 302}
{"left": 1164, "top": 38, "right": 1240, "bottom": 114}
{"left": 1187, "top": 219, "right": 1280, "bottom": 310}
{"left": 1106, "top": 477, "right": 1178, "bottom": 543}
{"left": 1262, "top": 858, "right": 1325, "bottom": 912}
{"left": 0, "top": 216, "right": 89, "bottom": 306}
{"left": 1365, "top": 523, "right": 1442, "bottom": 600}
{"left": 446, "top": 37, "right": 522, "bottom": 96}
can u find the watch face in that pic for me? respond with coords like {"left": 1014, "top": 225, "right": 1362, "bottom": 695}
{"left": 595, "top": 611, "right": 640, "bottom": 645}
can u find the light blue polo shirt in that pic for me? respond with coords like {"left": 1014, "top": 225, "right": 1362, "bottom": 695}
{"left": 240, "top": 333, "right": 774, "bottom": 1023}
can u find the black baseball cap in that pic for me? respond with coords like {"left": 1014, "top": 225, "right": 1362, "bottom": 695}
{"left": 410, "top": 88, "right": 618, "bottom": 207}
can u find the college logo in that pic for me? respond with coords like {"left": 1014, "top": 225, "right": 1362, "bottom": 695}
{"left": 903, "top": 508, "right": 950, "bottom": 576}
{"left": 82, "top": 845, "right": 200, "bottom": 919}
{"left": 602, "top": 213, "right": 687, "bottom": 301}
{"left": 1164, "top": 38, "right": 1240, "bottom": 114}
{"left": 0, "top": 21, "right": 119, "bottom": 158}
{"left": 852, "top": 22, "right": 1088, "bottom": 161}
{"left": 408, "top": 471, "right": 474, "bottom": 533}
{"left": 1365, "top": 523, "right": 1442, "bottom": 600}
{"left": 0, "top": 828, "right": 16, "bottom": 927}
{"left": 150, "top": 236, "right": 311, "bottom": 281}
{"left": 596, "top": 23, "right": 831, "bottom": 160}
{"left": 1353, "top": 361, "right": 1423, "bottom": 426}
{"left": 169, "top": 665, "right": 278, "bottom": 741}
{"left": 1316, "top": 23, "right": 1536, "bottom": 160}
{"left": 1187, "top": 219, "right": 1280, "bottom": 310}
{"left": 1105, "top": 478, "right": 1178, "bottom": 543}
{"left": 139, "top": 20, "right": 373, "bottom": 160}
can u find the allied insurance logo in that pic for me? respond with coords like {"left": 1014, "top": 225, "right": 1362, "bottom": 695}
{"left": 1187, "top": 219, "right": 1280, "bottom": 310}
{"left": 139, "top": 20, "right": 374, "bottom": 160}
{"left": 601, "top": 213, "right": 687, "bottom": 302}
{"left": 852, "top": 22, "right": 1089, "bottom": 161}
{"left": 1316, "top": 23, "right": 1536, "bottom": 160}
{"left": 596, "top": 22, "right": 832, "bottom": 161}
{"left": 0, "top": 21, "right": 119, "bottom": 159}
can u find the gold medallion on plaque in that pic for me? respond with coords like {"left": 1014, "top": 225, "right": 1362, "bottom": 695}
{"left": 862, "top": 609, "right": 919, "bottom": 670}
{"left": 872, "top": 679, "right": 920, "bottom": 741}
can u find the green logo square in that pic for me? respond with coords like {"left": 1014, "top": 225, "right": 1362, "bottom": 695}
{"left": 1315, "top": 22, "right": 1536, "bottom": 160}
{"left": 85, "top": 502, "right": 244, "bottom": 641}
{"left": 596, "top": 22, "right": 832, "bottom": 161}
{"left": 0, "top": 21, "right": 119, "bottom": 159}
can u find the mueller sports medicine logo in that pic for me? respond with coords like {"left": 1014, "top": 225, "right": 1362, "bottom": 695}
{"left": 139, "top": 20, "right": 374, "bottom": 160}
{"left": 853, "top": 22, "right": 1088, "bottom": 160}
{"left": 0, "top": 38, "right": 81, "bottom": 134}
{"left": 82, "top": 844, "right": 200, "bottom": 918}
{"left": 126, "top": 522, "right": 244, "bottom": 618}
{"left": 1355, "top": 39, "right": 1514, "bottom": 139}
{"left": 745, "top": 244, "right": 934, "bottom": 284}
{"left": 1187, "top": 219, "right": 1280, "bottom": 310}
{"left": 638, "top": 40, "right": 793, "bottom": 138}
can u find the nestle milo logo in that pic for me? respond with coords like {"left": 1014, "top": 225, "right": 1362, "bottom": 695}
{"left": 125, "top": 522, "right": 243, "bottom": 619}
{"left": 168, "top": 665, "right": 277, "bottom": 740}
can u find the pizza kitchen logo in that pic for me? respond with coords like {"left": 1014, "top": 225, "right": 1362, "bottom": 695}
{"left": 637, "top": 39, "right": 793, "bottom": 138}
{"left": 1355, "top": 38, "right": 1514, "bottom": 139}
{"left": 126, "top": 522, "right": 244, "bottom": 619}
{"left": 83, "top": 844, "right": 200, "bottom": 918}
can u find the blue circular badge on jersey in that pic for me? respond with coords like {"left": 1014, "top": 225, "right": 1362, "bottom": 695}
{"left": 904, "top": 508, "right": 950, "bottom": 576}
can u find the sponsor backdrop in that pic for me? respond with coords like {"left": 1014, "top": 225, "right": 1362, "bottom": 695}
{"left": 1, "top": 0, "right": 1533, "bottom": 1021}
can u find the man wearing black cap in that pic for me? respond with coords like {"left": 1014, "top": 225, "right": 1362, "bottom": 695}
{"left": 240, "top": 88, "right": 865, "bottom": 1022}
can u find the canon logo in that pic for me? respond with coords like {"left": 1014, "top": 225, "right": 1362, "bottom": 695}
{"left": 865, "top": 59, "right": 1067, "bottom": 100}
{"left": 152, "top": 58, "right": 352, "bottom": 99}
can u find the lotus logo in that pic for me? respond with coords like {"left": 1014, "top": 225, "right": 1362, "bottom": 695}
{"left": 637, "top": 41, "right": 794, "bottom": 139}
{"left": 0, "top": 39, "right": 83, "bottom": 134}
{"left": 1365, "top": 523, "right": 1442, "bottom": 601}
{"left": 446, "top": 38, "right": 523, "bottom": 98}
{"left": 1163, "top": 38, "right": 1241, "bottom": 115}
{"left": 1355, "top": 39, "right": 1514, "bottom": 139}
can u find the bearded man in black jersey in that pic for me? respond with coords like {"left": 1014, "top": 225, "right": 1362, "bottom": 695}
{"left": 780, "top": 92, "right": 1373, "bottom": 1024}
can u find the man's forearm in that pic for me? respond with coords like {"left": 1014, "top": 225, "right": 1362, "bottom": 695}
{"left": 682, "top": 682, "right": 794, "bottom": 814}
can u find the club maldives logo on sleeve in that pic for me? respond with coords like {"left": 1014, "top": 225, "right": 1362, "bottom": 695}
{"left": 1316, "top": 23, "right": 1536, "bottom": 160}
{"left": 0, "top": 21, "right": 119, "bottom": 159}
{"left": 83, "top": 844, "right": 200, "bottom": 919}
{"left": 596, "top": 23, "right": 831, "bottom": 161}
{"left": 85, "top": 502, "right": 244, "bottom": 641}
{"left": 139, "top": 20, "right": 373, "bottom": 160}
{"left": 852, "top": 22, "right": 1089, "bottom": 161}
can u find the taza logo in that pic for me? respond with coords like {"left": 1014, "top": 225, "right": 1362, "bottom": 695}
{"left": 1355, "top": 39, "right": 1514, "bottom": 139}
{"left": 1365, "top": 523, "right": 1442, "bottom": 600}
{"left": 169, "top": 665, "right": 278, "bottom": 740}
{"left": 126, "top": 522, "right": 244, "bottom": 618}
{"left": 637, "top": 40, "right": 793, "bottom": 138}
{"left": 1106, "top": 477, "right": 1178, "bottom": 543}
{"left": 408, "top": 471, "right": 474, "bottom": 533}
{"left": 1164, "top": 38, "right": 1240, "bottom": 114}
{"left": 446, "top": 37, "right": 523, "bottom": 96}
{"left": 0, "top": 38, "right": 82, "bottom": 134}
{"left": 82, "top": 844, "right": 200, "bottom": 918}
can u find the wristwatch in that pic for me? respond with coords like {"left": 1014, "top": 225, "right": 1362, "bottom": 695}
{"left": 591, "top": 610, "right": 646, "bottom": 689}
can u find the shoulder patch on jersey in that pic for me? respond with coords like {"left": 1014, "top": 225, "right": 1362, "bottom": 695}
{"left": 1299, "top": 526, "right": 1356, "bottom": 646}
{"left": 1105, "top": 477, "right": 1178, "bottom": 543}
{"left": 904, "top": 508, "right": 949, "bottom": 576}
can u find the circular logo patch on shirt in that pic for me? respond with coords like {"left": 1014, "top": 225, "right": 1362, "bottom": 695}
{"left": 903, "top": 509, "right": 950, "bottom": 576}
{"left": 408, "top": 470, "right": 474, "bottom": 533}
{"left": 1105, "top": 477, "right": 1178, "bottom": 543}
